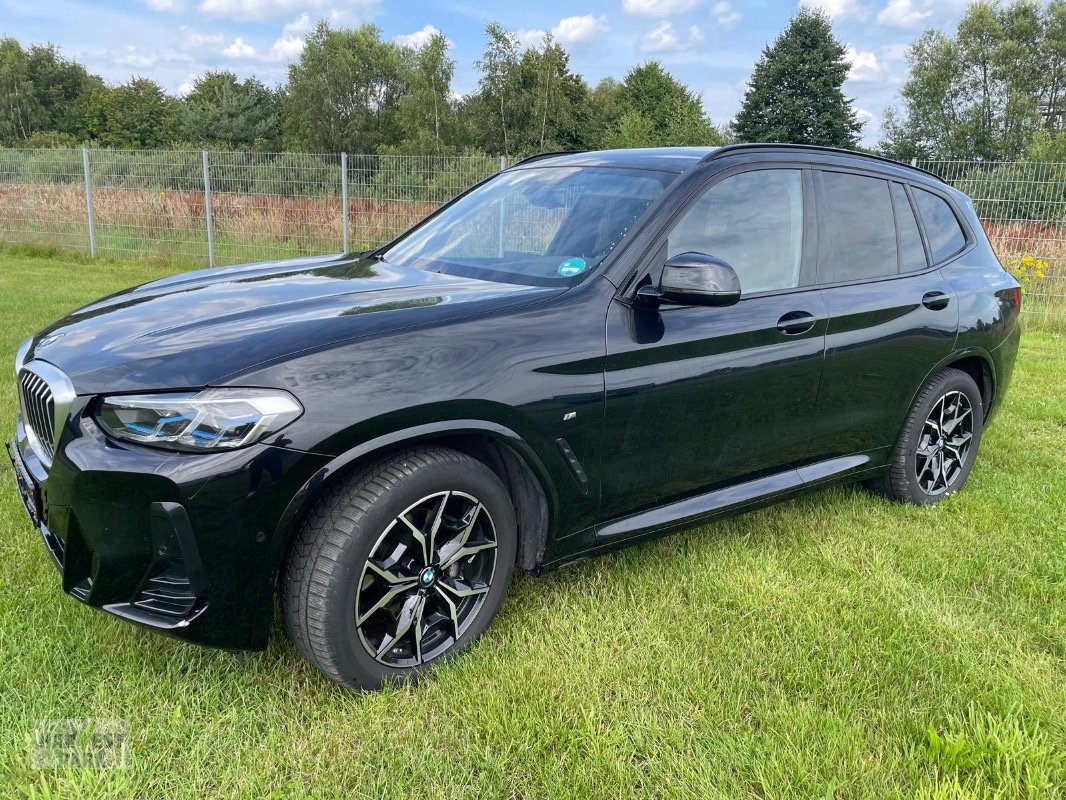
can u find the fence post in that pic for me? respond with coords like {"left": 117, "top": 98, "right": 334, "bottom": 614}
{"left": 202, "top": 149, "right": 215, "bottom": 268}
{"left": 341, "top": 152, "right": 349, "bottom": 253}
{"left": 82, "top": 146, "right": 96, "bottom": 258}
{"left": 500, "top": 154, "right": 506, "bottom": 172}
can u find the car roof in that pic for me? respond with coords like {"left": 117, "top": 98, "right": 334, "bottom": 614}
{"left": 511, "top": 144, "right": 945, "bottom": 185}
{"left": 510, "top": 147, "right": 719, "bottom": 173}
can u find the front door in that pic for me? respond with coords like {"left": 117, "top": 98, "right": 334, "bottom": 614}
{"left": 600, "top": 167, "right": 828, "bottom": 522}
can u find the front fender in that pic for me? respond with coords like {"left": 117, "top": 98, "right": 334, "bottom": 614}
{"left": 247, "top": 418, "right": 560, "bottom": 648}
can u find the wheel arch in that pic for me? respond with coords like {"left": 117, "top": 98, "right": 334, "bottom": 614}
{"left": 248, "top": 419, "right": 558, "bottom": 647}
{"left": 908, "top": 347, "right": 997, "bottom": 424}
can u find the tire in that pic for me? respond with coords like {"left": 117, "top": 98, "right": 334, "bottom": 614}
{"left": 869, "top": 367, "right": 984, "bottom": 505}
{"left": 281, "top": 447, "right": 517, "bottom": 690}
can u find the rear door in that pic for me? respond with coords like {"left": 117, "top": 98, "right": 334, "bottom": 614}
{"left": 810, "top": 169, "right": 960, "bottom": 460}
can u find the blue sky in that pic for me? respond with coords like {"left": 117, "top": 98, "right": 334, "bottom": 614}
{"left": 1, "top": 0, "right": 974, "bottom": 145}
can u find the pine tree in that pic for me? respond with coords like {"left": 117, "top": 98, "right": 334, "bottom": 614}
{"left": 732, "top": 9, "right": 862, "bottom": 147}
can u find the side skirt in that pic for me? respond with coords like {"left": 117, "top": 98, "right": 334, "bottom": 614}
{"left": 540, "top": 453, "right": 883, "bottom": 571}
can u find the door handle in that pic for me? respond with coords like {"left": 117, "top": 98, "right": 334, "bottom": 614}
{"left": 922, "top": 291, "right": 950, "bottom": 311}
{"left": 776, "top": 311, "right": 817, "bottom": 335}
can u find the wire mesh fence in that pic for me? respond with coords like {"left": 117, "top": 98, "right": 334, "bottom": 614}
{"left": 917, "top": 159, "right": 1066, "bottom": 326}
{"left": 0, "top": 148, "right": 1063, "bottom": 324}
{"left": 0, "top": 148, "right": 509, "bottom": 268}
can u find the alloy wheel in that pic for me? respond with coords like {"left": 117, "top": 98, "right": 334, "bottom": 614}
{"left": 355, "top": 491, "right": 498, "bottom": 668}
{"left": 914, "top": 390, "right": 974, "bottom": 496}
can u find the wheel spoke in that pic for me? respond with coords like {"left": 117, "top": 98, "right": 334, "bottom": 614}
{"left": 399, "top": 513, "right": 430, "bottom": 567}
{"left": 375, "top": 593, "right": 422, "bottom": 660}
{"left": 412, "top": 595, "right": 427, "bottom": 664}
{"left": 426, "top": 492, "right": 450, "bottom": 560}
{"left": 438, "top": 576, "right": 490, "bottom": 598}
{"left": 438, "top": 502, "right": 494, "bottom": 568}
{"left": 357, "top": 580, "right": 417, "bottom": 625}
{"left": 366, "top": 558, "right": 416, "bottom": 586}
{"left": 435, "top": 585, "right": 462, "bottom": 640}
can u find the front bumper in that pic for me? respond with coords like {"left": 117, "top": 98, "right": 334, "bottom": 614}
{"left": 9, "top": 405, "right": 329, "bottom": 651}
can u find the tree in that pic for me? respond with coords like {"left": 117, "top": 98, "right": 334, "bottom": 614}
{"left": 473, "top": 23, "right": 521, "bottom": 156}
{"left": 396, "top": 30, "right": 456, "bottom": 153}
{"left": 101, "top": 78, "right": 178, "bottom": 148}
{"left": 282, "top": 22, "right": 406, "bottom": 153}
{"left": 601, "top": 62, "right": 721, "bottom": 148}
{"left": 732, "top": 9, "right": 862, "bottom": 147}
{"left": 881, "top": 0, "right": 1065, "bottom": 160}
{"left": 182, "top": 71, "right": 281, "bottom": 150}
{"left": 0, "top": 37, "right": 106, "bottom": 145}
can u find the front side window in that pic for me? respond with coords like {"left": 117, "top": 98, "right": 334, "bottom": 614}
{"left": 383, "top": 166, "right": 674, "bottom": 286}
{"left": 818, "top": 171, "right": 898, "bottom": 283}
{"left": 667, "top": 169, "right": 805, "bottom": 294}
{"left": 912, "top": 187, "right": 967, "bottom": 264}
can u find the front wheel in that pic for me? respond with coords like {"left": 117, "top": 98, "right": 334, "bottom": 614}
{"left": 281, "top": 447, "right": 517, "bottom": 690}
{"left": 871, "top": 368, "right": 984, "bottom": 505}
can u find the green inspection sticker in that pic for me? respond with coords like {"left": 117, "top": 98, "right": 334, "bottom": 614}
{"left": 557, "top": 257, "right": 587, "bottom": 277}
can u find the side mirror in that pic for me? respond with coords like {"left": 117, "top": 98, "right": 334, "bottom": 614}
{"left": 637, "top": 252, "right": 742, "bottom": 308}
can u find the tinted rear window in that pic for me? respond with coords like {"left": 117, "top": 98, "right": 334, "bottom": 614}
{"left": 818, "top": 171, "right": 897, "bottom": 282}
{"left": 891, "top": 183, "right": 928, "bottom": 272}
{"left": 912, "top": 188, "right": 967, "bottom": 264}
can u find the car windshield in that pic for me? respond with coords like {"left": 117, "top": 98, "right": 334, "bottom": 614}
{"left": 381, "top": 166, "right": 676, "bottom": 286}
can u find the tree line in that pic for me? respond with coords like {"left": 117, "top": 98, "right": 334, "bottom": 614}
{"left": 4, "top": 2, "right": 1065, "bottom": 162}
{"left": 0, "top": 11, "right": 865, "bottom": 156}
{"left": 0, "top": 22, "right": 726, "bottom": 156}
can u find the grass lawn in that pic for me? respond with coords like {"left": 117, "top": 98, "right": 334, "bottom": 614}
{"left": 0, "top": 252, "right": 1064, "bottom": 799}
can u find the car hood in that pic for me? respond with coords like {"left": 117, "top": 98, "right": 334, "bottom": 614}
{"left": 26, "top": 253, "right": 562, "bottom": 394}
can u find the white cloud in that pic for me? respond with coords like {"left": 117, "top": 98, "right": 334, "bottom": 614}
{"left": 552, "top": 14, "right": 609, "bottom": 44}
{"left": 514, "top": 28, "right": 547, "bottom": 51}
{"left": 282, "top": 12, "right": 314, "bottom": 36}
{"left": 876, "top": 0, "right": 933, "bottom": 29}
{"left": 845, "top": 45, "right": 880, "bottom": 80}
{"left": 713, "top": 1, "right": 742, "bottom": 30}
{"left": 199, "top": 0, "right": 372, "bottom": 21}
{"left": 222, "top": 36, "right": 257, "bottom": 58}
{"left": 640, "top": 21, "right": 706, "bottom": 53}
{"left": 856, "top": 108, "right": 875, "bottom": 124}
{"left": 623, "top": 0, "right": 701, "bottom": 18}
{"left": 641, "top": 22, "right": 680, "bottom": 52}
{"left": 184, "top": 31, "right": 226, "bottom": 48}
{"left": 145, "top": 0, "right": 183, "bottom": 10}
{"left": 115, "top": 45, "right": 158, "bottom": 68}
{"left": 267, "top": 34, "right": 305, "bottom": 59}
{"left": 802, "top": 0, "right": 862, "bottom": 19}
{"left": 395, "top": 24, "right": 443, "bottom": 49}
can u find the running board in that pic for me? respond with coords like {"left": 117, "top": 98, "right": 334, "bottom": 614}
{"left": 595, "top": 454, "right": 871, "bottom": 544}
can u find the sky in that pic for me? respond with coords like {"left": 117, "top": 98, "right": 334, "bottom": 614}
{"left": 0, "top": 0, "right": 975, "bottom": 146}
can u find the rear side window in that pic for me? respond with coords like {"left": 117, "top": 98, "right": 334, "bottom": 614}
{"left": 891, "top": 183, "right": 928, "bottom": 272}
{"left": 817, "top": 171, "right": 897, "bottom": 282}
{"left": 912, "top": 188, "right": 967, "bottom": 264}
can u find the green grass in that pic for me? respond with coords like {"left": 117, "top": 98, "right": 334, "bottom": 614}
{"left": 1, "top": 255, "right": 1064, "bottom": 799}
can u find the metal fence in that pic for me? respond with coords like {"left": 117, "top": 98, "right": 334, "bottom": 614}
{"left": 0, "top": 148, "right": 1063, "bottom": 323}
{"left": 0, "top": 148, "right": 509, "bottom": 266}
{"left": 916, "top": 158, "right": 1066, "bottom": 325}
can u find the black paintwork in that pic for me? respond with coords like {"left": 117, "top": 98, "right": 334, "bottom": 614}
{"left": 10, "top": 145, "right": 1021, "bottom": 651}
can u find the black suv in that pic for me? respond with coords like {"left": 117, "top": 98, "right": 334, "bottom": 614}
{"left": 9, "top": 145, "right": 1021, "bottom": 690}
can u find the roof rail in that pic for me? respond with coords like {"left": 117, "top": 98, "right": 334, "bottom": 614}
{"left": 701, "top": 143, "right": 946, "bottom": 184}
{"left": 507, "top": 151, "right": 583, "bottom": 168}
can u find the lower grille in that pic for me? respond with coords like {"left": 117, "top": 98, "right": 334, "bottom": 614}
{"left": 19, "top": 371, "right": 56, "bottom": 452}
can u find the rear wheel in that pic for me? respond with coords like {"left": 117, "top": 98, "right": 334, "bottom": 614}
{"left": 281, "top": 447, "right": 517, "bottom": 690}
{"left": 871, "top": 368, "right": 984, "bottom": 505}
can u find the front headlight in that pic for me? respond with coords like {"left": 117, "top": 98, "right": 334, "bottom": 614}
{"left": 96, "top": 388, "right": 303, "bottom": 452}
